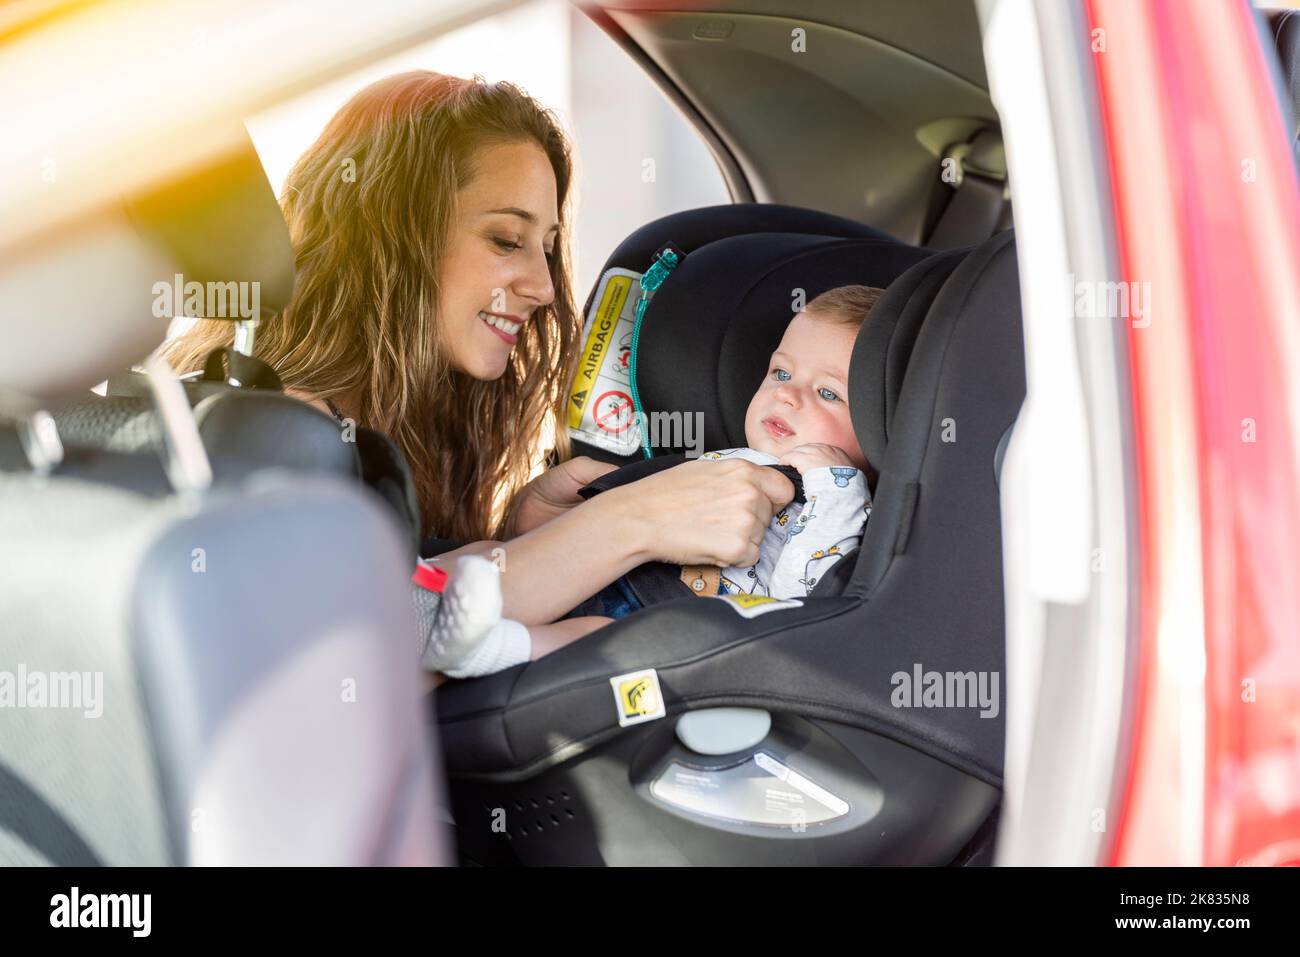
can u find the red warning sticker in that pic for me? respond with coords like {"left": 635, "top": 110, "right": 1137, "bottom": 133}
{"left": 594, "top": 389, "right": 634, "bottom": 434}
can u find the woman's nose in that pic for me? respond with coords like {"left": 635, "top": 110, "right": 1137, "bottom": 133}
{"left": 514, "top": 245, "right": 555, "bottom": 307}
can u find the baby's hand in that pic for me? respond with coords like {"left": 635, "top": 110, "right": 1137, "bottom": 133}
{"left": 778, "top": 443, "right": 856, "bottom": 475}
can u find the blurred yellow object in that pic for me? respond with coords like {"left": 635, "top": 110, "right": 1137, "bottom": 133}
{"left": 0, "top": 0, "right": 491, "bottom": 253}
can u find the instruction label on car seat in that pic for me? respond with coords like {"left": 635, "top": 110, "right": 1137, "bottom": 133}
{"left": 610, "top": 668, "right": 666, "bottom": 727}
{"left": 712, "top": 593, "right": 804, "bottom": 619}
{"left": 569, "top": 268, "right": 645, "bottom": 456}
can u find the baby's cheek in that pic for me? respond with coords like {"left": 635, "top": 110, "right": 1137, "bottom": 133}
{"left": 741, "top": 411, "right": 759, "bottom": 449}
{"left": 804, "top": 405, "right": 845, "bottom": 445}
{"left": 742, "top": 394, "right": 766, "bottom": 448}
{"left": 835, "top": 415, "right": 869, "bottom": 467}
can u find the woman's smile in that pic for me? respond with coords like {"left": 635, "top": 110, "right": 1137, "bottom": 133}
{"left": 479, "top": 310, "right": 523, "bottom": 345}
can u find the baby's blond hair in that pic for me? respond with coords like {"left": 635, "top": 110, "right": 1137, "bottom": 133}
{"left": 804, "top": 284, "right": 884, "bottom": 328}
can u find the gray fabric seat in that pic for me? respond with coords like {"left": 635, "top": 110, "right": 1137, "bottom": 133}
{"left": 0, "top": 465, "right": 441, "bottom": 865}
{"left": 0, "top": 124, "right": 448, "bottom": 866}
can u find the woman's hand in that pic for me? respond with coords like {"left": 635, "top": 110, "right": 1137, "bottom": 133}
{"left": 480, "top": 457, "right": 794, "bottom": 627}
{"left": 605, "top": 457, "right": 796, "bottom": 568}
{"left": 504, "top": 456, "right": 619, "bottom": 538}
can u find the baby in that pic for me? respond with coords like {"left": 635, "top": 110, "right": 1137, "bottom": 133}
{"left": 415, "top": 283, "right": 883, "bottom": 675}
{"left": 703, "top": 283, "right": 881, "bottom": 598}
{"left": 574, "top": 283, "right": 882, "bottom": 618}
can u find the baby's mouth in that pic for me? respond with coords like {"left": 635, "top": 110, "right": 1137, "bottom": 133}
{"left": 762, "top": 415, "right": 794, "bottom": 439}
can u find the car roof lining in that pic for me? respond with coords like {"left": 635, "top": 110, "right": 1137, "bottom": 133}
{"left": 596, "top": 0, "right": 990, "bottom": 87}
{"left": 591, "top": 1, "right": 998, "bottom": 243}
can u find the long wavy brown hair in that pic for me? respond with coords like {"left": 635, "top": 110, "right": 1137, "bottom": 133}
{"left": 165, "top": 72, "right": 581, "bottom": 541}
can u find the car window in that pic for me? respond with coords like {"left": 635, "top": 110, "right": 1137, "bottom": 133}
{"left": 245, "top": 0, "right": 728, "bottom": 297}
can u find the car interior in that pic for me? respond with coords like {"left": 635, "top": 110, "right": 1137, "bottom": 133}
{"left": 2, "top": 0, "right": 1299, "bottom": 866}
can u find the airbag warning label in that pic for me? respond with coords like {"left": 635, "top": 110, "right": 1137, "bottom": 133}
{"left": 569, "top": 269, "right": 644, "bottom": 456}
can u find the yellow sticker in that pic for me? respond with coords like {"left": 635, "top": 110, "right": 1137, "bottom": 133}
{"left": 713, "top": 593, "right": 804, "bottom": 619}
{"left": 569, "top": 273, "right": 633, "bottom": 431}
{"left": 568, "top": 269, "right": 646, "bottom": 455}
{"left": 609, "top": 668, "right": 666, "bottom": 727}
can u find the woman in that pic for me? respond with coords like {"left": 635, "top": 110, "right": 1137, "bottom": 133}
{"left": 166, "top": 71, "right": 792, "bottom": 658}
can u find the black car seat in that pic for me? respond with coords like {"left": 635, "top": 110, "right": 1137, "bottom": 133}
{"left": 432, "top": 218, "right": 1023, "bottom": 865}
{"left": 0, "top": 134, "right": 448, "bottom": 865}
{"left": 557, "top": 208, "right": 953, "bottom": 606}
{"left": 575, "top": 244, "right": 968, "bottom": 609}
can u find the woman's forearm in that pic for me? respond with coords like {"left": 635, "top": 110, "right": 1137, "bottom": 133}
{"left": 495, "top": 490, "right": 651, "bottom": 624}
{"left": 431, "top": 490, "right": 650, "bottom": 626}
{"left": 429, "top": 459, "right": 793, "bottom": 625}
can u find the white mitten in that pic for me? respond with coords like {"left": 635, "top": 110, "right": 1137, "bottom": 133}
{"left": 413, "top": 555, "right": 531, "bottom": 678}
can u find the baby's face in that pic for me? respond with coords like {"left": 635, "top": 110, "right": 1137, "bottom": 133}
{"left": 743, "top": 310, "right": 869, "bottom": 469}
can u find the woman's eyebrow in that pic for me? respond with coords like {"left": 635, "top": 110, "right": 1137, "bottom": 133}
{"left": 486, "top": 206, "right": 560, "bottom": 232}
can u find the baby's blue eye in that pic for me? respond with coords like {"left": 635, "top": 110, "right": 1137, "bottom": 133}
{"left": 772, "top": 368, "right": 791, "bottom": 382}
{"left": 818, "top": 387, "right": 840, "bottom": 402}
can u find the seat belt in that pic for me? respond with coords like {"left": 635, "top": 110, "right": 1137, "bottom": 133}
{"left": 926, "top": 129, "right": 1010, "bottom": 250}
{"left": 628, "top": 243, "right": 684, "bottom": 460}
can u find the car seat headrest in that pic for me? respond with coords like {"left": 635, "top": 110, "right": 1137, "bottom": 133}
{"left": 586, "top": 203, "right": 899, "bottom": 310}
{"left": 125, "top": 125, "right": 294, "bottom": 320}
{"left": 635, "top": 233, "right": 932, "bottom": 460}
{"left": 849, "top": 249, "right": 969, "bottom": 471}
{"left": 851, "top": 230, "right": 1023, "bottom": 596}
{"left": 0, "top": 125, "right": 292, "bottom": 409}
{"left": 574, "top": 227, "right": 930, "bottom": 462}
{"left": 0, "top": 209, "right": 178, "bottom": 410}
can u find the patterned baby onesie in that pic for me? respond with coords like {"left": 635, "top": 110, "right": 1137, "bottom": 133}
{"left": 699, "top": 447, "right": 872, "bottom": 598}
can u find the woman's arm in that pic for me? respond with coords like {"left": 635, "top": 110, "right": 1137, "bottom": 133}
{"left": 431, "top": 488, "right": 650, "bottom": 625}
{"left": 434, "top": 458, "right": 795, "bottom": 625}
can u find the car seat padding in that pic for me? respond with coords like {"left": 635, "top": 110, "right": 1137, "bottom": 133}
{"left": 436, "top": 232, "right": 1022, "bottom": 793}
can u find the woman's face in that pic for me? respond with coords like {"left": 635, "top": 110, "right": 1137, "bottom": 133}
{"left": 438, "top": 140, "right": 559, "bottom": 380}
